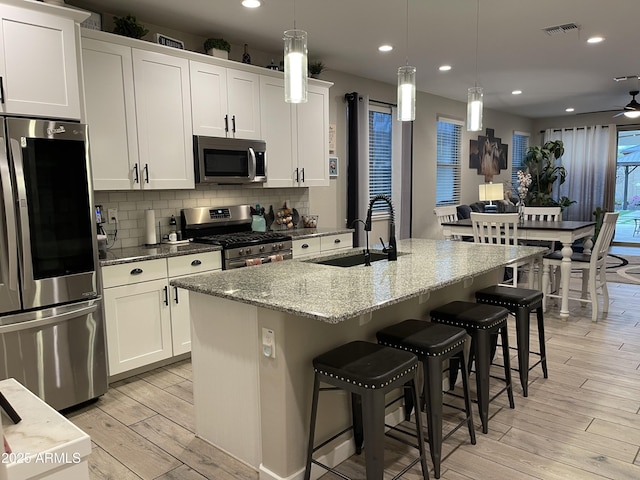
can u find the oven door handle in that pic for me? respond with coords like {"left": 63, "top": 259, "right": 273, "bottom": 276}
{"left": 248, "top": 147, "right": 256, "bottom": 181}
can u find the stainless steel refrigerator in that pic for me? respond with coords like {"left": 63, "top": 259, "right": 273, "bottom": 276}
{"left": 0, "top": 117, "right": 107, "bottom": 410}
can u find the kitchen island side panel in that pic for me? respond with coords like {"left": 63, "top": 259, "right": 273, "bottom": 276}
{"left": 189, "top": 268, "right": 501, "bottom": 480}
{"left": 190, "top": 295, "right": 261, "bottom": 469}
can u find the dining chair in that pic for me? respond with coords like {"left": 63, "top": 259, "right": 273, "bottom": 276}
{"left": 470, "top": 212, "right": 522, "bottom": 286}
{"left": 434, "top": 205, "right": 459, "bottom": 239}
{"left": 522, "top": 206, "right": 561, "bottom": 222}
{"left": 521, "top": 206, "right": 562, "bottom": 284}
{"left": 541, "top": 212, "right": 619, "bottom": 322}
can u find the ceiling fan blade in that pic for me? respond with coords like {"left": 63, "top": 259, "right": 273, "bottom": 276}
{"left": 613, "top": 111, "right": 625, "bottom": 117}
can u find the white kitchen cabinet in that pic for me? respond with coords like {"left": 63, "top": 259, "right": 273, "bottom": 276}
{"left": 81, "top": 38, "right": 138, "bottom": 190}
{"left": 0, "top": 3, "right": 84, "bottom": 119}
{"left": 82, "top": 35, "right": 195, "bottom": 190}
{"left": 261, "top": 76, "right": 330, "bottom": 188}
{"left": 167, "top": 252, "right": 222, "bottom": 355}
{"left": 102, "top": 259, "right": 173, "bottom": 376}
{"left": 190, "top": 61, "right": 261, "bottom": 139}
{"left": 102, "top": 252, "right": 222, "bottom": 376}
{"left": 292, "top": 233, "right": 352, "bottom": 259}
{"left": 133, "top": 49, "right": 194, "bottom": 189}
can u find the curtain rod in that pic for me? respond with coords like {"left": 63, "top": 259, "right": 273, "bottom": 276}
{"left": 539, "top": 125, "right": 610, "bottom": 133}
{"left": 370, "top": 98, "right": 397, "bottom": 107}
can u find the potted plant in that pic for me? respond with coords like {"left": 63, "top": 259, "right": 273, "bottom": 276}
{"left": 204, "top": 38, "right": 231, "bottom": 59}
{"left": 309, "top": 60, "right": 325, "bottom": 78}
{"left": 112, "top": 15, "right": 149, "bottom": 39}
{"left": 522, "top": 139, "right": 575, "bottom": 210}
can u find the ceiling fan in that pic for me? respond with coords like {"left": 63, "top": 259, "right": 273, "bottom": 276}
{"left": 614, "top": 90, "right": 640, "bottom": 118}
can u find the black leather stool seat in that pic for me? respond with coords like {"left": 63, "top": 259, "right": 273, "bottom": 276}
{"left": 377, "top": 321, "right": 475, "bottom": 479}
{"left": 313, "top": 340, "right": 419, "bottom": 389}
{"left": 305, "top": 341, "right": 430, "bottom": 480}
{"left": 377, "top": 320, "right": 467, "bottom": 356}
{"left": 475, "top": 285, "right": 542, "bottom": 309}
{"left": 475, "top": 285, "right": 548, "bottom": 397}
{"left": 429, "top": 301, "right": 508, "bottom": 329}
{"left": 430, "top": 301, "right": 514, "bottom": 434}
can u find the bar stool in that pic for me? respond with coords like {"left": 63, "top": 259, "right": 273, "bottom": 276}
{"left": 376, "top": 320, "right": 476, "bottom": 479}
{"left": 430, "top": 301, "right": 515, "bottom": 434}
{"left": 304, "top": 340, "right": 430, "bottom": 480}
{"left": 475, "top": 285, "right": 548, "bottom": 397}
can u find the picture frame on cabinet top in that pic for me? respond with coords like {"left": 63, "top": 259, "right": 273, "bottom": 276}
{"left": 80, "top": 10, "right": 102, "bottom": 31}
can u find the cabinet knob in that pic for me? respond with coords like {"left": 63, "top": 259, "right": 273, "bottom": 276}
{"left": 301, "top": 243, "right": 309, "bottom": 249}
{"left": 130, "top": 268, "right": 143, "bottom": 275}
{"left": 191, "top": 259, "right": 202, "bottom": 266}
{"left": 334, "top": 238, "right": 341, "bottom": 244}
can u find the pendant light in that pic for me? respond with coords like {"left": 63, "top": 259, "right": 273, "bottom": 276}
{"left": 397, "top": 0, "right": 416, "bottom": 121}
{"left": 467, "top": 0, "right": 483, "bottom": 131}
{"left": 284, "top": 0, "right": 307, "bottom": 103}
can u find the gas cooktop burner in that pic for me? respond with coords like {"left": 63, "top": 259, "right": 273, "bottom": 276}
{"left": 193, "top": 231, "right": 292, "bottom": 249}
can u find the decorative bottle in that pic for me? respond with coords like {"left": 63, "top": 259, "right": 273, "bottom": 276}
{"left": 242, "top": 44, "right": 251, "bottom": 64}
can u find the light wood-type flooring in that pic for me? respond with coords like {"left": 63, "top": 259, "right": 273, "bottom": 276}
{"left": 66, "top": 279, "right": 640, "bottom": 479}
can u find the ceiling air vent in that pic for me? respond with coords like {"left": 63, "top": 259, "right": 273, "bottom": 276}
{"left": 542, "top": 23, "right": 580, "bottom": 36}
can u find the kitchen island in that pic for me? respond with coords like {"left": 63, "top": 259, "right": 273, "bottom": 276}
{"left": 171, "top": 238, "right": 544, "bottom": 480}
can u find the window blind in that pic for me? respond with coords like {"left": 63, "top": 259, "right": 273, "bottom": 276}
{"left": 369, "top": 108, "right": 392, "bottom": 213}
{"left": 511, "top": 131, "right": 530, "bottom": 195}
{"left": 436, "top": 118, "right": 462, "bottom": 206}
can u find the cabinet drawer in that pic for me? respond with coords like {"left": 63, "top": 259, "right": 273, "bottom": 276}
{"left": 320, "top": 233, "right": 353, "bottom": 252}
{"left": 292, "top": 237, "right": 321, "bottom": 258}
{"left": 102, "top": 259, "right": 167, "bottom": 288}
{"left": 167, "top": 251, "right": 222, "bottom": 277}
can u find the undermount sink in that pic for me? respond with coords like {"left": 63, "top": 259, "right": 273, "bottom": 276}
{"left": 309, "top": 251, "right": 403, "bottom": 268}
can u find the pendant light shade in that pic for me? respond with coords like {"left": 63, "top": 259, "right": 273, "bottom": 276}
{"left": 467, "top": 86, "right": 483, "bottom": 131}
{"left": 398, "top": 65, "right": 416, "bottom": 121}
{"left": 284, "top": 29, "right": 308, "bottom": 103}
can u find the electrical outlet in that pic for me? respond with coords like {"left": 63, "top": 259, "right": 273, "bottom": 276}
{"left": 108, "top": 208, "right": 118, "bottom": 224}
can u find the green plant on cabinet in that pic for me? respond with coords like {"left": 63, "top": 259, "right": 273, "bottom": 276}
{"left": 112, "top": 15, "right": 149, "bottom": 39}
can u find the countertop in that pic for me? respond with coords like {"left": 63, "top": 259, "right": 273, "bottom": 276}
{"left": 1, "top": 378, "right": 91, "bottom": 479}
{"left": 171, "top": 238, "right": 545, "bottom": 324}
{"left": 99, "top": 228, "right": 353, "bottom": 266}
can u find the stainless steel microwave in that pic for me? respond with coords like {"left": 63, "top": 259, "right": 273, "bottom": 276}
{"left": 194, "top": 136, "right": 266, "bottom": 184}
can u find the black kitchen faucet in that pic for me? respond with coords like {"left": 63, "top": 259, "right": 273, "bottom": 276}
{"left": 365, "top": 194, "right": 397, "bottom": 263}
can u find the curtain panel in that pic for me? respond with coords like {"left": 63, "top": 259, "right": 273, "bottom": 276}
{"left": 544, "top": 125, "right": 614, "bottom": 221}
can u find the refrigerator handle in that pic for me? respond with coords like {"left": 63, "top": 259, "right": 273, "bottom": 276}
{"left": 0, "top": 139, "right": 17, "bottom": 290}
{"left": 0, "top": 304, "right": 98, "bottom": 334}
{"left": 0, "top": 77, "right": 4, "bottom": 104}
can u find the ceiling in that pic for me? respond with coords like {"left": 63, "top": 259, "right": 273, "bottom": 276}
{"left": 71, "top": 0, "right": 640, "bottom": 119}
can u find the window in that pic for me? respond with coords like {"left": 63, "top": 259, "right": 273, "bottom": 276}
{"left": 511, "top": 131, "right": 530, "bottom": 194}
{"left": 436, "top": 117, "right": 462, "bottom": 206}
{"left": 369, "top": 104, "right": 392, "bottom": 214}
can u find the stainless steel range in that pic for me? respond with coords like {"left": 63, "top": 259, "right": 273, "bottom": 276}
{"left": 181, "top": 205, "right": 293, "bottom": 269}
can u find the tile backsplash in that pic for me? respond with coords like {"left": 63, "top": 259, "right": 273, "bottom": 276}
{"left": 94, "top": 184, "right": 309, "bottom": 248}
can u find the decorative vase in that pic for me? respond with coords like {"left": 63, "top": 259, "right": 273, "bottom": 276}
{"left": 517, "top": 200, "right": 525, "bottom": 224}
{"left": 207, "top": 48, "right": 229, "bottom": 59}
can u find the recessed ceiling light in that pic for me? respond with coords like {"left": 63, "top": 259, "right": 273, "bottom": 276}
{"left": 587, "top": 36, "right": 604, "bottom": 44}
{"left": 439, "top": 65, "right": 452, "bottom": 71}
{"left": 512, "top": 90, "right": 522, "bottom": 95}
{"left": 242, "top": 0, "right": 261, "bottom": 8}
{"left": 378, "top": 45, "right": 393, "bottom": 52}
{"left": 565, "top": 107, "right": 575, "bottom": 112}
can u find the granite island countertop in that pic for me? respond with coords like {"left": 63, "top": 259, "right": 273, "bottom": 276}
{"left": 171, "top": 238, "right": 545, "bottom": 323}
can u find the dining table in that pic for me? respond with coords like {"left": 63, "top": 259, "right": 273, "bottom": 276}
{"left": 441, "top": 218, "right": 596, "bottom": 318}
